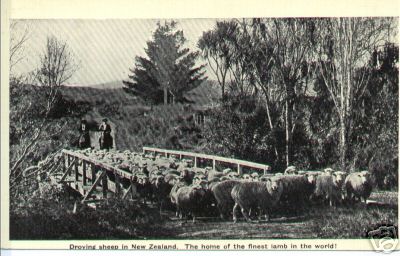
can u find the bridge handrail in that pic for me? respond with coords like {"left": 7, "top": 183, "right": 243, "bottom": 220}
{"left": 62, "top": 149, "right": 134, "bottom": 179}
{"left": 62, "top": 148, "right": 271, "bottom": 176}
{"left": 142, "top": 146, "right": 271, "bottom": 172}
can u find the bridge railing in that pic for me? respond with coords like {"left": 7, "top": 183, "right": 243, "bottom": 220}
{"left": 60, "top": 149, "right": 138, "bottom": 202}
{"left": 62, "top": 149, "right": 133, "bottom": 179}
{"left": 143, "top": 147, "right": 271, "bottom": 174}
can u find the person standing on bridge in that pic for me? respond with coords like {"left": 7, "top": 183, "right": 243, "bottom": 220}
{"left": 99, "top": 118, "right": 113, "bottom": 150}
{"left": 78, "top": 119, "right": 91, "bottom": 149}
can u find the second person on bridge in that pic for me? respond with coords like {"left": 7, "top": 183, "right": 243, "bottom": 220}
{"left": 99, "top": 118, "right": 113, "bottom": 150}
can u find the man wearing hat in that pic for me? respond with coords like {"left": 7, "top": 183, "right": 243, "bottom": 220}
{"left": 99, "top": 118, "right": 113, "bottom": 150}
{"left": 78, "top": 119, "right": 91, "bottom": 149}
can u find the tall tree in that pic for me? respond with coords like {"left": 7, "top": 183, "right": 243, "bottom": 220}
{"left": 35, "top": 36, "right": 78, "bottom": 113}
{"left": 124, "top": 21, "right": 207, "bottom": 105}
{"left": 226, "top": 19, "right": 257, "bottom": 97}
{"left": 351, "top": 43, "right": 398, "bottom": 182}
{"left": 10, "top": 36, "right": 78, "bottom": 184}
{"left": 251, "top": 18, "right": 316, "bottom": 167}
{"left": 198, "top": 21, "right": 237, "bottom": 99}
{"left": 315, "top": 17, "right": 395, "bottom": 171}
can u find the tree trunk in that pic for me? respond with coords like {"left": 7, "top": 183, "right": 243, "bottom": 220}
{"left": 264, "top": 96, "right": 279, "bottom": 160}
{"left": 163, "top": 87, "right": 168, "bottom": 105}
{"left": 285, "top": 102, "right": 293, "bottom": 167}
{"left": 285, "top": 82, "right": 295, "bottom": 167}
{"left": 339, "top": 115, "right": 347, "bottom": 171}
{"left": 221, "top": 74, "right": 226, "bottom": 101}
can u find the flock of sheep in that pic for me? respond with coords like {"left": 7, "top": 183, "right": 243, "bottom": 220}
{"left": 75, "top": 148, "right": 373, "bottom": 223}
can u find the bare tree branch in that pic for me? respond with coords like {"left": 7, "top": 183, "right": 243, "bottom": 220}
{"left": 9, "top": 21, "right": 30, "bottom": 75}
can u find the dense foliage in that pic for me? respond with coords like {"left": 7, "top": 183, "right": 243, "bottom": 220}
{"left": 198, "top": 18, "right": 398, "bottom": 187}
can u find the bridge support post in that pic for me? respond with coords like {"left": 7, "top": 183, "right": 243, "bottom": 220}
{"left": 102, "top": 172, "right": 108, "bottom": 199}
{"left": 194, "top": 157, "right": 197, "bottom": 168}
{"left": 81, "top": 169, "right": 106, "bottom": 203}
{"left": 59, "top": 158, "right": 77, "bottom": 183}
{"left": 82, "top": 161, "right": 87, "bottom": 186}
{"left": 237, "top": 164, "right": 242, "bottom": 175}
{"left": 91, "top": 163, "right": 96, "bottom": 184}
{"left": 115, "top": 174, "right": 121, "bottom": 197}
{"left": 67, "top": 155, "right": 71, "bottom": 177}
{"left": 74, "top": 157, "right": 79, "bottom": 190}
{"left": 62, "top": 153, "right": 66, "bottom": 174}
{"left": 212, "top": 159, "right": 216, "bottom": 170}
{"left": 131, "top": 180, "right": 138, "bottom": 199}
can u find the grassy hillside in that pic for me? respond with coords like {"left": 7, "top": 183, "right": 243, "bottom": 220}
{"left": 61, "top": 86, "right": 140, "bottom": 106}
{"left": 60, "top": 80, "right": 220, "bottom": 152}
{"left": 62, "top": 80, "right": 220, "bottom": 107}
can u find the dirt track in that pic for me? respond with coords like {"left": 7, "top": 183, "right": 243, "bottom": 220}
{"left": 147, "top": 191, "right": 398, "bottom": 239}
{"left": 163, "top": 216, "right": 317, "bottom": 239}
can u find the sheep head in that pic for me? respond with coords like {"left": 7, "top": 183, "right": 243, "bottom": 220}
{"left": 332, "top": 171, "right": 346, "bottom": 187}
{"left": 155, "top": 175, "right": 164, "bottom": 187}
{"left": 266, "top": 177, "right": 284, "bottom": 195}
{"left": 305, "top": 173, "right": 318, "bottom": 185}
{"left": 191, "top": 184, "right": 206, "bottom": 198}
{"left": 359, "top": 171, "right": 370, "bottom": 184}
{"left": 242, "top": 174, "right": 252, "bottom": 181}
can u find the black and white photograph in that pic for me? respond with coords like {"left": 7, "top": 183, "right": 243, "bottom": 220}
{"left": 6, "top": 15, "right": 399, "bottom": 243}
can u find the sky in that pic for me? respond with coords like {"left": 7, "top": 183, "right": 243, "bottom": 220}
{"left": 11, "top": 19, "right": 219, "bottom": 86}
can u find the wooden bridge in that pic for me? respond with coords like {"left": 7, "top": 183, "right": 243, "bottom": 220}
{"left": 53, "top": 147, "right": 271, "bottom": 206}
{"left": 53, "top": 149, "right": 137, "bottom": 205}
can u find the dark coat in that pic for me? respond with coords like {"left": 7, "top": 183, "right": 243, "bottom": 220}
{"left": 99, "top": 123, "right": 113, "bottom": 149}
{"left": 78, "top": 122, "right": 91, "bottom": 148}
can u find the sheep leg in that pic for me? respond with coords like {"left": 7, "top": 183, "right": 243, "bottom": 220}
{"left": 347, "top": 193, "right": 354, "bottom": 205}
{"left": 178, "top": 211, "right": 186, "bottom": 225}
{"left": 264, "top": 208, "right": 270, "bottom": 222}
{"left": 241, "top": 207, "right": 251, "bottom": 222}
{"left": 232, "top": 203, "right": 240, "bottom": 223}
{"left": 159, "top": 201, "right": 163, "bottom": 216}
{"left": 362, "top": 197, "right": 368, "bottom": 205}
{"left": 330, "top": 195, "right": 338, "bottom": 208}
{"left": 257, "top": 208, "right": 262, "bottom": 221}
{"left": 217, "top": 203, "right": 226, "bottom": 220}
{"left": 257, "top": 208, "right": 264, "bottom": 223}
{"left": 346, "top": 191, "right": 352, "bottom": 202}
